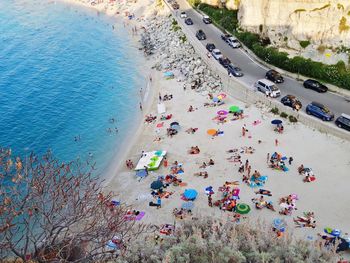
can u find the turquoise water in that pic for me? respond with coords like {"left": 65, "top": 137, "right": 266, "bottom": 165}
{"left": 0, "top": 0, "right": 144, "bottom": 173}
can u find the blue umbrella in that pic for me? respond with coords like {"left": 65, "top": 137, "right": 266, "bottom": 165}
{"left": 271, "top": 119, "right": 282, "bottom": 125}
{"left": 212, "top": 97, "right": 219, "bottom": 102}
{"left": 150, "top": 180, "right": 163, "bottom": 190}
{"left": 181, "top": 201, "right": 194, "bottom": 210}
{"left": 183, "top": 189, "right": 198, "bottom": 200}
{"left": 273, "top": 218, "right": 286, "bottom": 231}
{"left": 136, "top": 169, "right": 147, "bottom": 178}
{"left": 171, "top": 124, "right": 180, "bottom": 131}
{"left": 164, "top": 71, "right": 174, "bottom": 77}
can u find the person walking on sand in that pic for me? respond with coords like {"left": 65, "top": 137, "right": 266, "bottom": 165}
{"left": 157, "top": 197, "right": 162, "bottom": 209}
{"left": 139, "top": 102, "right": 143, "bottom": 111}
{"left": 245, "top": 159, "right": 249, "bottom": 171}
{"left": 149, "top": 75, "right": 152, "bottom": 82}
{"left": 275, "top": 138, "right": 279, "bottom": 146}
{"left": 242, "top": 126, "right": 246, "bottom": 137}
{"left": 159, "top": 93, "right": 162, "bottom": 102}
{"left": 267, "top": 153, "right": 270, "bottom": 164}
{"left": 289, "top": 157, "right": 293, "bottom": 165}
{"left": 163, "top": 157, "right": 168, "bottom": 168}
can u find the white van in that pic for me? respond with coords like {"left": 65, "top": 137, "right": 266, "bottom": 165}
{"left": 254, "top": 79, "right": 281, "bottom": 98}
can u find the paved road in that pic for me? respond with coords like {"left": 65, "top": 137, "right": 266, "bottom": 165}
{"left": 175, "top": 0, "right": 350, "bottom": 118}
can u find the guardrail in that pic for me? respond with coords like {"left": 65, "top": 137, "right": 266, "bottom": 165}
{"left": 162, "top": 0, "right": 350, "bottom": 141}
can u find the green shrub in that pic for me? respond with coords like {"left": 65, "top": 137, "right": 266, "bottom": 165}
{"left": 179, "top": 34, "right": 187, "bottom": 43}
{"left": 299, "top": 40, "right": 311, "bottom": 48}
{"left": 198, "top": 4, "right": 238, "bottom": 32}
{"left": 280, "top": 112, "right": 288, "bottom": 118}
{"left": 289, "top": 115, "right": 298, "bottom": 123}
{"left": 117, "top": 218, "right": 337, "bottom": 262}
{"left": 270, "top": 107, "right": 279, "bottom": 115}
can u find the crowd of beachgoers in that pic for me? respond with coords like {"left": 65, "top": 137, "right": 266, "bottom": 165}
{"left": 66, "top": 0, "right": 350, "bottom": 258}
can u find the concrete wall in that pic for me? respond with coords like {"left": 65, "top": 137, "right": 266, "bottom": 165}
{"left": 162, "top": 1, "right": 350, "bottom": 141}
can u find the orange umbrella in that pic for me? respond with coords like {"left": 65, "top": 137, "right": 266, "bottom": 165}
{"left": 207, "top": 129, "right": 217, "bottom": 136}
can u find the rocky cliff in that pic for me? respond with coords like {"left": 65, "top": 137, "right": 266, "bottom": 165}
{"left": 237, "top": 0, "right": 350, "bottom": 50}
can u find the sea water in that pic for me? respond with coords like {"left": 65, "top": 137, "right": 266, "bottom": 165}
{"left": 0, "top": 0, "right": 145, "bottom": 174}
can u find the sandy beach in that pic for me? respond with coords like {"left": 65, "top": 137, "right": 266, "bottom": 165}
{"left": 65, "top": 0, "right": 350, "bottom": 256}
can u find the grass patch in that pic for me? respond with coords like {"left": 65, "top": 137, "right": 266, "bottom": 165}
{"left": 339, "top": 17, "right": 350, "bottom": 33}
{"left": 289, "top": 115, "right": 298, "bottom": 123}
{"left": 270, "top": 107, "right": 279, "bottom": 115}
{"left": 311, "top": 3, "right": 331, "bottom": 12}
{"left": 299, "top": 40, "right": 311, "bottom": 49}
{"left": 280, "top": 112, "right": 288, "bottom": 118}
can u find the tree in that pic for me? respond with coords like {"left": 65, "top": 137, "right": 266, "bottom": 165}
{"left": 0, "top": 149, "right": 147, "bottom": 262}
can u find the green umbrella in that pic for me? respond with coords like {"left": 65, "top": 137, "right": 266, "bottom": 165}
{"left": 236, "top": 203, "right": 251, "bottom": 214}
{"left": 229, "top": 106, "right": 240, "bottom": 113}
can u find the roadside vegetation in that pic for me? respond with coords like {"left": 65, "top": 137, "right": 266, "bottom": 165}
{"left": 196, "top": 3, "right": 350, "bottom": 90}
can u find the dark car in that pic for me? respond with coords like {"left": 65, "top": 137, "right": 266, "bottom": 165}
{"left": 221, "top": 33, "right": 232, "bottom": 42}
{"left": 335, "top": 113, "right": 350, "bottom": 131}
{"left": 218, "top": 57, "right": 231, "bottom": 68}
{"left": 185, "top": 18, "right": 193, "bottom": 25}
{"left": 206, "top": 43, "right": 216, "bottom": 52}
{"left": 281, "top": 95, "right": 302, "bottom": 110}
{"left": 195, "top": 30, "right": 206, "bottom": 40}
{"left": 306, "top": 102, "right": 334, "bottom": 121}
{"left": 202, "top": 15, "right": 212, "bottom": 24}
{"left": 266, "top": 69, "right": 284, "bottom": 83}
{"left": 171, "top": 2, "right": 179, "bottom": 9}
{"left": 303, "top": 79, "right": 328, "bottom": 93}
{"left": 227, "top": 64, "right": 243, "bottom": 77}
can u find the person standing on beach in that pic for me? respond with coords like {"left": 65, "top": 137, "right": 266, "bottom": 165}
{"left": 245, "top": 159, "right": 249, "bottom": 171}
{"left": 267, "top": 153, "right": 270, "bottom": 164}
{"left": 208, "top": 194, "right": 213, "bottom": 207}
{"left": 159, "top": 93, "right": 162, "bottom": 102}
{"left": 163, "top": 157, "right": 168, "bottom": 168}
{"left": 157, "top": 197, "right": 162, "bottom": 209}
{"left": 275, "top": 138, "right": 279, "bottom": 146}
{"left": 242, "top": 126, "right": 246, "bottom": 137}
{"left": 139, "top": 102, "right": 143, "bottom": 111}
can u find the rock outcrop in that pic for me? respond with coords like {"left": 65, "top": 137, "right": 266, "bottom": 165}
{"left": 237, "top": 0, "right": 350, "bottom": 50}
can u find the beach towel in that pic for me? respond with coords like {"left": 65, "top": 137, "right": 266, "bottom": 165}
{"left": 179, "top": 182, "right": 187, "bottom": 187}
{"left": 125, "top": 212, "right": 145, "bottom": 221}
{"left": 156, "top": 122, "right": 164, "bottom": 128}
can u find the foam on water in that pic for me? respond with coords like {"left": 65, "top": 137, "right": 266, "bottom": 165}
{"left": 0, "top": 0, "right": 145, "bottom": 173}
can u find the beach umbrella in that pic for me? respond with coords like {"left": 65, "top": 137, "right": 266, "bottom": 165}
{"left": 181, "top": 201, "right": 194, "bottom": 210}
{"left": 271, "top": 119, "right": 282, "bottom": 125}
{"left": 218, "top": 93, "right": 227, "bottom": 99}
{"left": 207, "top": 129, "right": 217, "bottom": 136}
{"left": 217, "top": 110, "right": 228, "bottom": 116}
{"left": 155, "top": 150, "right": 163, "bottom": 156}
{"left": 273, "top": 218, "right": 287, "bottom": 231}
{"left": 170, "top": 121, "right": 179, "bottom": 126}
{"left": 136, "top": 169, "right": 147, "bottom": 178}
{"left": 170, "top": 122, "right": 180, "bottom": 131}
{"left": 183, "top": 189, "right": 198, "bottom": 200}
{"left": 212, "top": 97, "right": 219, "bottom": 103}
{"left": 236, "top": 203, "right": 251, "bottom": 214}
{"left": 229, "top": 105, "right": 240, "bottom": 113}
{"left": 164, "top": 71, "right": 174, "bottom": 77}
{"left": 150, "top": 180, "right": 163, "bottom": 190}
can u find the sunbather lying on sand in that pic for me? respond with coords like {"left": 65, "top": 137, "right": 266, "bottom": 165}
{"left": 194, "top": 171, "right": 208, "bottom": 178}
{"left": 189, "top": 146, "right": 200, "bottom": 154}
{"left": 186, "top": 127, "right": 198, "bottom": 134}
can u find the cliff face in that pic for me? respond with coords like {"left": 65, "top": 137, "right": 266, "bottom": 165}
{"left": 237, "top": 0, "right": 350, "bottom": 49}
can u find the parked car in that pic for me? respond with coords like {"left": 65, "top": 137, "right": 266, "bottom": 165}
{"left": 335, "top": 113, "right": 350, "bottom": 131}
{"left": 211, "top": 49, "right": 223, "bottom": 60}
{"left": 303, "top": 79, "right": 328, "bottom": 93}
{"left": 180, "top": 11, "right": 187, "bottom": 18}
{"left": 227, "top": 64, "right": 244, "bottom": 77}
{"left": 227, "top": 37, "right": 241, "bottom": 48}
{"left": 306, "top": 102, "right": 334, "bottom": 121}
{"left": 206, "top": 43, "right": 216, "bottom": 52}
{"left": 195, "top": 30, "right": 206, "bottom": 40}
{"left": 202, "top": 15, "right": 212, "bottom": 24}
{"left": 280, "top": 95, "right": 302, "bottom": 110}
{"left": 221, "top": 33, "right": 232, "bottom": 42}
{"left": 171, "top": 2, "right": 179, "bottom": 9}
{"left": 185, "top": 17, "right": 193, "bottom": 25}
{"left": 218, "top": 57, "right": 231, "bottom": 68}
{"left": 266, "top": 69, "right": 284, "bottom": 83}
{"left": 254, "top": 79, "right": 281, "bottom": 98}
